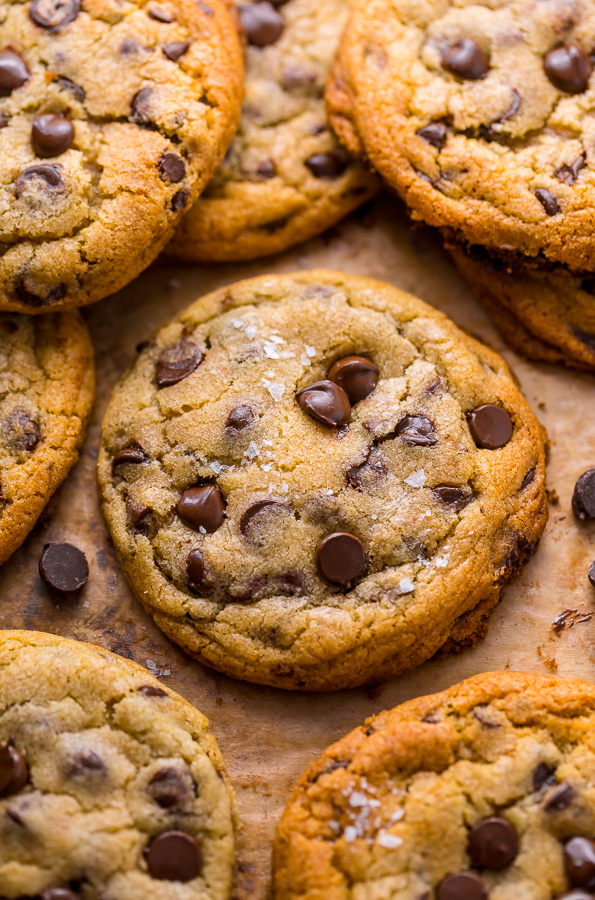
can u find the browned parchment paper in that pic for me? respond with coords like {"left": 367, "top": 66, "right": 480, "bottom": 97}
{"left": 1, "top": 194, "right": 594, "bottom": 898}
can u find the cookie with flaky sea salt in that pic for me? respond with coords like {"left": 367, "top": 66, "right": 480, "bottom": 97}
{"left": 167, "top": 0, "right": 378, "bottom": 263}
{"left": 97, "top": 270, "right": 547, "bottom": 692}
{"left": 274, "top": 670, "right": 595, "bottom": 900}
{"left": 0, "top": 0, "right": 243, "bottom": 313}
{"left": 0, "top": 310, "right": 94, "bottom": 565}
{"left": 0, "top": 630, "right": 236, "bottom": 899}
{"left": 327, "top": 0, "right": 595, "bottom": 271}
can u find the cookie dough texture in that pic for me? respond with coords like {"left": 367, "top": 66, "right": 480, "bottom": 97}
{"left": 98, "top": 270, "right": 547, "bottom": 692}
{"left": 327, "top": 0, "right": 595, "bottom": 270}
{"left": 168, "top": 0, "right": 378, "bottom": 262}
{"left": 0, "top": 630, "right": 236, "bottom": 899}
{"left": 0, "top": 311, "right": 94, "bottom": 565}
{"left": 274, "top": 671, "right": 595, "bottom": 899}
{"left": 0, "top": 0, "right": 243, "bottom": 312}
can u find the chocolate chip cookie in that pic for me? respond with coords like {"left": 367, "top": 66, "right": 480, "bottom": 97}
{"left": 327, "top": 0, "right": 595, "bottom": 271}
{"left": 0, "top": 311, "right": 94, "bottom": 565}
{"left": 0, "top": 630, "right": 236, "bottom": 899}
{"left": 97, "top": 270, "right": 547, "bottom": 691}
{"left": 167, "top": 0, "right": 378, "bottom": 263}
{"left": 0, "top": 0, "right": 243, "bottom": 312}
{"left": 275, "top": 670, "right": 595, "bottom": 900}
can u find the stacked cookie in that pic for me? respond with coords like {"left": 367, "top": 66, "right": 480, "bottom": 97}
{"left": 326, "top": 0, "right": 595, "bottom": 371}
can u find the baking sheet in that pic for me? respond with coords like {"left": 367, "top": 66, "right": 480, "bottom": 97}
{"left": 1, "top": 193, "right": 594, "bottom": 898}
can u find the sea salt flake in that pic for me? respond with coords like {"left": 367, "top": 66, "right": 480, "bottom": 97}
{"left": 264, "top": 341, "right": 280, "bottom": 359}
{"left": 263, "top": 439, "right": 273, "bottom": 447}
{"left": 281, "top": 482, "right": 289, "bottom": 493}
{"left": 371, "top": 514, "right": 377, "bottom": 520}
{"left": 199, "top": 526, "right": 206, "bottom": 534}
{"left": 305, "top": 345, "right": 316, "bottom": 357}
{"left": 349, "top": 791, "right": 369, "bottom": 808}
{"left": 269, "top": 335, "right": 285, "bottom": 344}
{"left": 260, "top": 463, "right": 273, "bottom": 472}
{"left": 245, "top": 325, "right": 257, "bottom": 340}
{"left": 145, "top": 659, "right": 171, "bottom": 677}
{"left": 344, "top": 826, "right": 358, "bottom": 843}
{"left": 280, "top": 351, "right": 295, "bottom": 358}
{"left": 434, "top": 555, "right": 449, "bottom": 568}
{"left": 405, "top": 469, "right": 426, "bottom": 488}
{"left": 210, "top": 461, "right": 225, "bottom": 474}
{"left": 398, "top": 577, "right": 415, "bottom": 595}
{"left": 376, "top": 832, "right": 403, "bottom": 849}
{"left": 300, "top": 354, "right": 311, "bottom": 367}
{"left": 263, "top": 379, "right": 285, "bottom": 401}
{"left": 231, "top": 318, "right": 242, "bottom": 329}
{"left": 245, "top": 441, "right": 259, "bottom": 460}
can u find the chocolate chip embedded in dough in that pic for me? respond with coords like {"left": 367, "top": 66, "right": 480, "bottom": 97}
{"left": 535, "top": 188, "right": 561, "bottom": 216}
{"left": 144, "top": 830, "right": 202, "bottom": 881}
{"left": 30, "top": 0, "right": 80, "bottom": 29}
{"left": 564, "top": 836, "right": 595, "bottom": 889}
{"left": 148, "top": 5, "right": 174, "bottom": 20}
{"left": 316, "top": 532, "right": 365, "bottom": 586}
{"left": 39, "top": 542, "right": 89, "bottom": 594}
{"left": 148, "top": 767, "right": 192, "bottom": 809}
{"left": 126, "top": 496, "right": 151, "bottom": 529}
{"left": 328, "top": 356, "right": 379, "bottom": 403}
{"left": 15, "top": 164, "right": 62, "bottom": 195}
{"left": 556, "top": 155, "right": 586, "bottom": 186}
{"left": 467, "top": 404, "right": 513, "bottom": 449}
{"left": 433, "top": 485, "right": 472, "bottom": 510}
{"left": 238, "top": 2, "right": 284, "bottom": 46}
{"left": 572, "top": 469, "right": 595, "bottom": 520}
{"left": 240, "top": 500, "right": 284, "bottom": 536}
{"left": 437, "top": 872, "right": 487, "bottom": 900}
{"left": 544, "top": 43, "right": 593, "bottom": 93}
{"left": 467, "top": 817, "right": 518, "bottom": 870}
{"left": 0, "top": 50, "right": 29, "bottom": 95}
{"left": 544, "top": 781, "right": 575, "bottom": 811}
{"left": 442, "top": 38, "right": 489, "bottom": 80}
{"left": 4, "top": 409, "right": 40, "bottom": 453}
{"left": 67, "top": 749, "right": 107, "bottom": 778}
{"left": 0, "top": 739, "right": 28, "bottom": 798}
{"left": 226, "top": 405, "right": 254, "bottom": 431}
{"left": 532, "top": 762, "right": 557, "bottom": 791}
{"left": 31, "top": 114, "right": 74, "bottom": 158}
{"left": 305, "top": 150, "right": 350, "bottom": 179}
{"left": 177, "top": 485, "right": 225, "bottom": 532}
{"left": 186, "top": 548, "right": 207, "bottom": 591}
{"left": 171, "top": 188, "right": 189, "bottom": 212}
{"left": 130, "top": 87, "right": 154, "bottom": 126}
{"left": 112, "top": 443, "right": 149, "bottom": 474}
{"left": 138, "top": 684, "right": 167, "bottom": 697}
{"left": 391, "top": 415, "right": 437, "bottom": 447}
{"left": 416, "top": 122, "right": 447, "bottom": 150}
{"left": 155, "top": 340, "right": 202, "bottom": 387}
{"left": 296, "top": 381, "right": 351, "bottom": 428}
{"left": 163, "top": 41, "right": 189, "bottom": 61}
{"left": 158, "top": 151, "right": 186, "bottom": 184}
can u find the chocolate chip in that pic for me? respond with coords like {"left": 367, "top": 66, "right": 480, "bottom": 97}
{"left": 126, "top": 496, "right": 151, "bottom": 529}
{"left": 565, "top": 837, "right": 595, "bottom": 889}
{"left": 40, "top": 890, "right": 81, "bottom": 900}
{"left": 138, "top": 684, "right": 167, "bottom": 697}
{"left": 158, "top": 151, "right": 185, "bottom": 183}
{"left": 14, "top": 280, "right": 66, "bottom": 307}
{"left": 0, "top": 113, "right": 6, "bottom": 128}
{"left": 120, "top": 37, "right": 140, "bottom": 54}
{"left": 347, "top": 447, "right": 387, "bottom": 490}
{"left": 305, "top": 150, "right": 350, "bottom": 179}
{"left": 177, "top": 485, "right": 225, "bottom": 532}
{"left": 391, "top": 415, "right": 437, "bottom": 447}
{"left": 31, "top": 114, "right": 74, "bottom": 158}
{"left": 533, "top": 762, "right": 557, "bottom": 791}
{"left": 0, "top": 740, "right": 28, "bottom": 798}
{"left": 112, "top": 442, "right": 148, "bottom": 474}
{"left": 572, "top": 469, "right": 595, "bottom": 520}
{"left": 171, "top": 187, "right": 189, "bottom": 211}
{"left": 144, "top": 830, "right": 202, "bottom": 881}
{"left": 130, "top": 87, "right": 154, "bottom": 126}
{"left": 15, "top": 164, "right": 62, "bottom": 194}
{"left": 0, "top": 50, "right": 29, "bottom": 95}
{"left": 442, "top": 38, "right": 488, "bottom": 80}
{"left": 433, "top": 485, "right": 472, "bottom": 511}
{"left": 544, "top": 781, "right": 575, "bottom": 811}
{"left": 281, "top": 64, "right": 316, "bottom": 89}
{"left": 148, "top": 5, "right": 174, "bottom": 20}
{"left": 68, "top": 749, "right": 106, "bottom": 778}
{"left": 437, "top": 872, "right": 487, "bottom": 900}
{"left": 4, "top": 409, "right": 40, "bottom": 452}
{"left": 39, "top": 542, "right": 89, "bottom": 594}
{"left": 417, "top": 122, "right": 447, "bottom": 150}
{"left": 238, "top": 2, "right": 284, "bottom": 46}
{"left": 55, "top": 76, "right": 85, "bottom": 101}
{"left": 328, "top": 356, "right": 379, "bottom": 403}
{"left": 240, "top": 500, "right": 283, "bottom": 536}
{"left": 535, "top": 188, "right": 561, "bottom": 216}
{"left": 163, "top": 41, "right": 189, "bottom": 61}
{"left": 467, "top": 404, "right": 513, "bottom": 449}
{"left": 468, "top": 817, "right": 518, "bottom": 870}
{"left": 226, "top": 405, "right": 254, "bottom": 431}
{"left": 186, "top": 549, "right": 207, "bottom": 591}
{"left": 589, "top": 561, "right": 595, "bottom": 587}
{"left": 256, "top": 159, "right": 276, "bottom": 179}
{"left": 521, "top": 468, "right": 535, "bottom": 490}
{"left": 545, "top": 43, "right": 592, "bottom": 93}
{"left": 278, "top": 570, "right": 303, "bottom": 593}
{"left": 296, "top": 380, "right": 351, "bottom": 428}
{"left": 556, "top": 155, "right": 586, "bottom": 186}
{"left": 148, "top": 767, "right": 191, "bottom": 809}
{"left": 30, "top": 0, "right": 80, "bottom": 28}
{"left": 155, "top": 340, "right": 202, "bottom": 387}
{"left": 316, "top": 532, "right": 365, "bottom": 586}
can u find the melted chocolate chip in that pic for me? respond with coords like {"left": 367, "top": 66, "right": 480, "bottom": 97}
{"left": 316, "top": 532, "right": 365, "bottom": 586}
{"left": 130, "top": 87, "right": 154, "bottom": 126}
{"left": 328, "top": 356, "right": 379, "bottom": 403}
{"left": 347, "top": 447, "right": 387, "bottom": 490}
{"left": 442, "top": 38, "right": 488, "bottom": 80}
{"left": 565, "top": 836, "right": 595, "bottom": 889}
{"left": 556, "top": 155, "right": 586, "bottom": 186}
{"left": 68, "top": 749, "right": 106, "bottom": 778}
{"left": 155, "top": 340, "right": 202, "bottom": 387}
{"left": 31, "top": 114, "right": 74, "bottom": 158}
{"left": 144, "top": 830, "right": 202, "bottom": 881}
{"left": 55, "top": 76, "right": 85, "bottom": 101}
{"left": 177, "top": 485, "right": 225, "bottom": 532}
{"left": 240, "top": 500, "right": 283, "bottom": 536}
{"left": 112, "top": 443, "right": 149, "bottom": 474}
{"left": 126, "top": 496, "right": 151, "bottom": 530}
{"left": 572, "top": 469, "right": 595, "bottom": 520}
{"left": 417, "top": 122, "right": 447, "bottom": 150}
{"left": 545, "top": 43, "right": 592, "bottom": 93}
{"left": 296, "top": 380, "right": 351, "bottom": 428}
{"left": 39, "top": 542, "right": 89, "bottom": 593}
{"left": 158, "top": 151, "right": 185, "bottom": 183}
{"left": 433, "top": 485, "right": 472, "bottom": 511}
{"left": 521, "top": 468, "right": 536, "bottom": 490}
{"left": 238, "top": 2, "right": 284, "bottom": 46}
{"left": 163, "top": 41, "right": 189, "bottom": 61}
{"left": 186, "top": 549, "right": 206, "bottom": 591}
{"left": 533, "top": 762, "right": 557, "bottom": 791}
{"left": 30, "top": 0, "right": 80, "bottom": 28}
{"left": 437, "top": 872, "right": 487, "bottom": 900}
{"left": 148, "top": 767, "right": 191, "bottom": 809}
{"left": 171, "top": 187, "right": 189, "bottom": 211}
{"left": 391, "top": 415, "right": 437, "bottom": 447}
{"left": 148, "top": 5, "right": 174, "bottom": 20}
{"left": 544, "top": 781, "right": 575, "bottom": 811}
{"left": 4, "top": 409, "right": 40, "bottom": 452}
{"left": 535, "top": 188, "right": 561, "bottom": 216}
{"left": 305, "top": 150, "right": 350, "bottom": 179}
{"left": 0, "top": 740, "right": 28, "bottom": 798}
{"left": 0, "top": 50, "right": 29, "bottom": 95}
{"left": 138, "top": 684, "right": 167, "bottom": 697}
{"left": 467, "top": 404, "right": 513, "bottom": 449}
{"left": 468, "top": 817, "right": 518, "bottom": 870}
{"left": 226, "top": 405, "right": 254, "bottom": 431}
{"left": 15, "top": 164, "right": 62, "bottom": 194}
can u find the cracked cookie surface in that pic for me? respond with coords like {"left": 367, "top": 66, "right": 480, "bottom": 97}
{"left": 327, "top": 0, "right": 595, "bottom": 271}
{"left": 0, "top": 0, "right": 243, "bottom": 312}
{"left": 0, "top": 309, "right": 94, "bottom": 565}
{"left": 274, "top": 671, "right": 595, "bottom": 900}
{"left": 0, "top": 630, "right": 236, "bottom": 900}
{"left": 97, "top": 270, "right": 547, "bottom": 692}
{"left": 167, "top": 0, "right": 378, "bottom": 263}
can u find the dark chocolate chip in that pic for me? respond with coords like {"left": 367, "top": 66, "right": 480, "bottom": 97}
{"left": 158, "top": 151, "right": 185, "bottom": 183}
{"left": 55, "top": 76, "right": 85, "bottom": 101}
{"left": 138, "top": 684, "right": 167, "bottom": 697}
{"left": 572, "top": 469, "right": 595, "bottom": 520}
{"left": 130, "top": 87, "right": 154, "bottom": 125}
{"left": 347, "top": 447, "right": 387, "bottom": 490}
{"left": 467, "top": 404, "right": 513, "bottom": 449}
{"left": 0, "top": 740, "right": 28, "bottom": 798}
{"left": 112, "top": 443, "right": 148, "bottom": 474}
{"left": 545, "top": 43, "right": 592, "bottom": 93}
{"left": 177, "top": 485, "right": 225, "bottom": 532}
{"left": 589, "top": 561, "right": 595, "bottom": 587}
{"left": 416, "top": 122, "right": 447, "bottom": 150}
{"left": 144, "top": 830, "right": 202, "bottom": 881}
{"left": 238, "top": 2, "right": 284, "bottom": 46}
{"left": 442, "top": 38, "right": 489, "bottom": 80}
{"left": 328, "top": 356, "right": 379, "bottom": 403}
{"left": 0, "top": 113, "right": 6, "bottom": 128}
{"left": 155, "top": 340, "right": 202, "bottom": 387}
{"left": 281, "top": 64, "right": 316, "bottom": 89}
{"left": 120, "top": 37, "right": 140, "bottom": 54}
{"left": 521, "top": 468, "right": 536, "bottom": 490}
{"left": 433, "top": 485, "right": 472, "bottom": 511}
{"left": 39, "top": 542, "right": 89, "bottom": 594}
{"left": 68, "top": 749, "right": 106, "bottom": 777}
{"left": 226, "top": 405, "right": 254, "bottom": 431}
{"left": 468, "top": 817, "right": 518, "bottom": 870}
{"left": 500, "top": 88, "right": 521, "bottom": 121}
{"left": 305, "top": 149, "right": 350, "bottom": 179}
{"left": 533, "top": 762, "right": 557, "bottom": 791}
{"left": 544, "top": 781, "right": 575, "bottom": 811}
{"left": 30, "top": 0, "right": 80, "bottom": 28}
{"left": 391, "top": 415, "right": 437, "bottom": 447}
{"left": 4, "top": 409, "right": 40, "bottom": 452}
{"left": 240, "top": 500, "right": 282, "bottom": 536}
{"left": 0, "top": 50, "right": 29, "bottom": 95}
{"left": 15, "top": 164, "right": 62, "bottom": 193}
{"left": 186, "top": 549, "right": 206, "bottom": 591}
{"left": 278, "top": 570, "right": 303, "bottom": 593}
{"left": 296, "top": 380, "right": 351, "bottom": 428}
{"left": 14, "top": 280, "right": 66, "bottom": 307}
{"left": 316, "top": 532, "right": 365, "bottom": 586}
{"left": 163, "top": 41, "right": 189, "bottom": 61}
{"left": 40, "top": 890, "right": 81, "bottom": 900}
{"left": 126, "top": 496, "right": 151, "bottom": 529}
{"left": 437, "top": 872, "right": 487, "bottom": 900}
{"left": 148, "top": 767, "right": 191, "bottom": 809}
{"left": 565, "top": 836, "right": 595, "bottom": 889}
{"left": 556, "top": 155, "right": 586, "bottom": 186}
{"left": 535, "top": 188, "right": 561, "bottom": 216}
{"left": 31, "top": 114, "right": 74, "bottom": 158}
{"left": 256, "top": 159, "right": 276, "bottom": 179}
{"left": 148, "top": 5, "right": 174, "bottom": 20}
{"left": 171, "top": 187, "right": 189, "bottom": 211}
